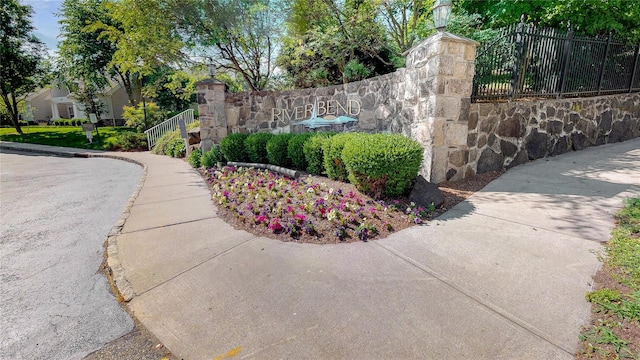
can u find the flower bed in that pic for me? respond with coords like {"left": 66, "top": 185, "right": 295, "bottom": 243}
{"left": 207, "top": 166, "right": 431, "bottom": 244}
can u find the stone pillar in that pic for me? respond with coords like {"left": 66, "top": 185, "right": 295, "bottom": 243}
{"left": 405, "top": 32, "right": 478, "bottom": 183}
{"left": 196, "top": 79, "right": 227, "bottom": 153}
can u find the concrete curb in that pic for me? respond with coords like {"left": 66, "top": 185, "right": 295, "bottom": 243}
{"left": 0, "top": 143, "right": 145, "bottom": 302}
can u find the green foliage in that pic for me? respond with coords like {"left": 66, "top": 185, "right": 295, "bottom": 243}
{"left": 0, "top": 126, "right": 135, "bottom": 150}
{"left": 151, "top": 129, "right": 179, "bottom": 155}
{"left": 322, "top": 132, "right": 359, "bottom": 182}
{"left": 580, "top": 197, "right": 640, "bottom": 358}
{"left": 122, "top": 102, "right": 166, "bottom": 132}
{"left": 608, "top": 197, "right": 640, "bottom": 289}
{"left": 266, "top": 133, "right": 294, "bottom": 167}
{"left": 343, "top": 59, "right": 372, "bottom": 82}
{"left": 202, "top": 145, "right": 226, "bottom": 168}
{"left": 167, "top": 137, "right": 186, "bottom": 158}
{"left": 115, "top": 131, "right": 148, "bottom": 151}
{"left": 0, "top": 0, "right": 51, "bottom": 135}
{"left": 244, "top": 132, "right": 274, "bottom": 163}
{"left": 342, "top": 133, "right": 423, "bottom": 198}
{"left": 303, "top": 133, "right": 333, "bottom": 175}
{"left": 287, "top": 133, "right": 313, "bottom": 170}
{"left": 188, "top": 148, "right": 202, "bottom": 168}
{"left": 220, "top": 133, "right": 249, "bottom": 162}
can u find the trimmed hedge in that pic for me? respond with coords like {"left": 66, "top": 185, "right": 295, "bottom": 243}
{"left": 287, "top": 133, "right": 314, "bottom": 170}
{"left": 202, "top": 145, "right": 226, "bottom": 168}
{"left": 322, "top": 132, "right": 359, "bottom": 182}
{"left": 342, "top": 133, "right": 423, "bottom": 198}
{"left": 266, "top": 133, "right": 294, "bottom": 167}
{"left": 116, "top": 131, "right": 148, "bottom": 151}
{"left": 220, "top": 133, "right": 249, "bottom": 162}
{"left": 244, "top": 132, "right": 274, "bottom": 163}
{"left": 303, "top": 133, "right": 333, "bottom": 175}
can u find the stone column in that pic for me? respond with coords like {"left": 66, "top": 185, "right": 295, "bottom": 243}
{"left": 196, "top": 79, "right": 227, "bottom": 153}
{"left": 405, "top": 32, "right": 478, "bottom": 183}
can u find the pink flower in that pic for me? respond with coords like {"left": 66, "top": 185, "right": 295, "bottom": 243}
{"left": 295, "top": 214, "right": 306, "bottom": 222}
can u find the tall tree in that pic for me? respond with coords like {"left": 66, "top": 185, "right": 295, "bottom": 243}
{"left": 0, "top": 0, "right": 50, "bottom": 134}
{"left": 58, "top": 0, "right": 142, "bottom": 108}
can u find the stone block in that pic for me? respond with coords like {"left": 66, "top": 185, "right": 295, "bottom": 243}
{"left": 446, "top": 79, "right": 472, "bottom": 96}
{"left": 477, "top": 134, "right": 487, "bottom": 148}
{"left": 507, "top": 150, "right": 528, "bottom": 169}
{"left": 226, "top": 108, "right": 239, "bottom": 127}
{"left": 468, "top": 111, "right": 479, "bottom": 130}
{"left": 500, "top": 139, "right": 518, "bottom": 157}
{"left": 467, "top": 133, "right": 477, "bottom": 147}
{"left": 358, "top": 110, "right": 376, "bottom": 130}
{"left": 464, "top": 44, "right": 476, "bottom": 61}
{"left": 408, "top": 175, "right": 445, "bottom": 208}
{"left": 433, "top": 121, "right": 445, "bottom": 146}
{"left": 435, "top": 97, "right": 461, "bottom": 118}
{"left": 445, "top": 122, "right": 468, "bottom": 146}
{"left": 449, "top": 149, "right": 469, "bottom": 167}
{"left": 477, "top": 148, "right": 504, "bottom": 174}
{"left": 438, "top": 55, "right": 454, "bottom": 75}
{"left": 498, "top": 114, "right": 524, "bottom": 138}
{"left": 525, "top": 129, "right": 548, "bottom": 160}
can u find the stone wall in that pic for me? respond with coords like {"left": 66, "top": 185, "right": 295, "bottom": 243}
{"left": 466, "top": 93, "right": 640, "bottom": 175}
{"left": 223, "top": 71, "right": 408, "bottom": 135}
{"left": 198, "top": 32, "right": 478, "bottom": 183}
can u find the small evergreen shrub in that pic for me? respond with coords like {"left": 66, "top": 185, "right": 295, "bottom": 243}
{"left": 151, "top": 129, "right": 180, "bottom": 155}
{"left": 266, "top": 133, "right": 294, "bottom": 167}
{"left": 188, "top": 148, "right": 202, "bottom": 168}
{"left": 304, "top": 134, "right": 331, "bottom": 175}
{"left": 220, "top": 133, "right": 249, "bottom": 162}
{"left": 202, "top": 145, "right": 226, "bottom": 168}
{"left": 323, "top": 132, "right": 359, "bottom": 182}
{"left": 287, "top": 133, "right": 313, "bottom": 170}
{"left": 167, "top": 138, "right": 186, "bottom": 158}
{"left": 342, "top": 133, "right": 423, "bottom": 198}
{"left": 244, "top": 132, "right": 274, "bottom": 163}
{"left": 115, "top": 131, "right": 148, "bottom": 151}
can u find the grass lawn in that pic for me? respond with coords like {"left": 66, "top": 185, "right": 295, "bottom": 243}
{"left": 0, "top": 126, "right": 137, "bottom": 151}
{"left": 577, "top": 197, "right": 640, "bottom": 359}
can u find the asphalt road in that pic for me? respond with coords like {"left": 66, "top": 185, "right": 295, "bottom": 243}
{"left": 0, "top": 150, "right": 142, "bottom": 359}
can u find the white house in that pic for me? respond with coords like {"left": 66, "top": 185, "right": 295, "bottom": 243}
{"left": 23, "top": 82, "right": 130, "bottom": 125}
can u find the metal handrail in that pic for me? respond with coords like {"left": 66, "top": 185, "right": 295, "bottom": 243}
{"left": 144, "top": 109, "right": 195, "bottom": 150}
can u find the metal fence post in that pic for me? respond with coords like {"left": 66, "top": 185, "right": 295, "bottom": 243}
{"left": 509, "top": 15, "right": 526, "bottom": 100}
{"left": 597, "top": 34, "right": 612, "bottom": 96}
{"left": 557, "top": 29, "right": 574, "bottom": 98}
{"left": 630, "top": 41, "right": 640, "bottom": 93}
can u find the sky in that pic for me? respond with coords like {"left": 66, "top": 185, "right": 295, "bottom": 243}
{"left": 24, "top": 0, "right": 63, "bottom": 53}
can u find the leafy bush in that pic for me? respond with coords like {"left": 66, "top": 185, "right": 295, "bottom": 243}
{"left": 220, "top": 133, "right": 249, "bottom": 162}
{"left": 303, "top": 133, "right": 333, "bottom": 175}
{"left": 266, "top": 133, "right": 294, "bottom": 167}
{"left": 151, "top": 121, "right": 199, "bottom": 156}
{"left": 244, "top": 132, "right": 274, "bottom": 163}
{"left": 202, "top": 145, "right": 226, "bottom": 168}
{"left": 342, "top": 133, "right": 423, "bottom": 198}
{"left": 323, "top": 132, "right": 359, "bottom": 182}
{"left": 188, "top": 148, "right": 202, "bottom": 168}
{"left": 122, "top": 102, "right": 166, "bottom": 132}
{"left": 287, "top": 133, "right": 313, "bottom": 170}
{"left": 115, "top": 131, "right": 148, "bottom": 151}
{"left": 167, "top": 138, "right": 186, "bottom": 158}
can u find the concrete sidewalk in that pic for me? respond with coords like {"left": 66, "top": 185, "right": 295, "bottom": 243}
{"left": 2, "top": 139, "right": 639, "bottom": 359}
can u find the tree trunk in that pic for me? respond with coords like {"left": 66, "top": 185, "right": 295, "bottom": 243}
{"left": 10, "top": 112, "right": 23, "bottom": 135}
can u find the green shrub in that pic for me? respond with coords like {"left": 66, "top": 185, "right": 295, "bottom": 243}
{"left": 266, "top": 133, "right": 294, "bottom": 167}
{"left": 342, "top": 133, "right": 423, "bottom": 198}
{"left": 220, "top": 133, "right": 249, "bottom": 162}
{"left": 244, "top": 132, "right": 274, "bottom": 163}
{"left": 287, "top": 133, "right": 313, "bottom": 170}
{"left": 151, "top": 121, "right": 199, "bottom": 156}
{"left": 304, "top": 134, "right": 332, "bottom": 175}
{"left": 188, "top": 148, "right": 202, "bottom": 168}
{"left": 115, "top": 131, "right": 148, "bottom": 151}
{"left": 323, "top": 132, "right": 359, "bottom": 181}
{"left": 122, "top": 102, "right": 166, "bottom": 132}
{"left": 167, "top": 138, "right": 186, "bottom": 158}
{"left": 202, "top": 145, "right": 226, "bottom": 168}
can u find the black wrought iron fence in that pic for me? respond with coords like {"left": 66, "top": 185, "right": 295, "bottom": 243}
{"left": 472, "top": 18, "right": 640, "bottom": 102}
